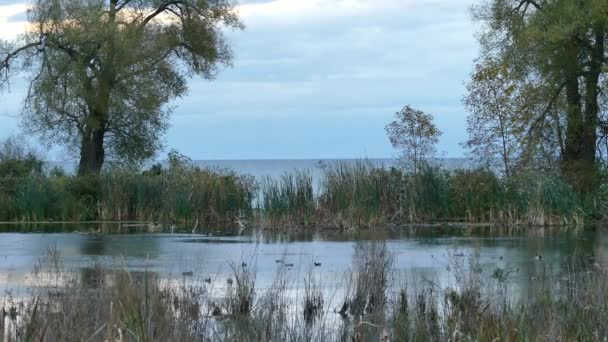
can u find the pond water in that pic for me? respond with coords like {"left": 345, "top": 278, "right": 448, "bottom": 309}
{"left": 1, "top": 223, "right": 605, "bottom": 306}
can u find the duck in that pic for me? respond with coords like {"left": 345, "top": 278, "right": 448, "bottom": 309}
{"left": 314, "top": 262, "right": 322, "bottom": 267}
{"left": 209, "top": 303, "right": 222, "bottom": 317}
{"left": 275, "top": 259, "right": 283, "bottom": 263}
{"left": 227, "top": 278, "right": 233, "bottom": 286}
{"left": 147, "top": 222, "right": 161, "bottom": 232}
{"left": 204, "top": 277, "right": 212, "bottom": 284}
{"left": 534, "top": 254, "right": 543, "bottom": 261}
{"left": 285, "top": 263, "right": 294, "bottom": 267}
{"left": 241, "top": 262, "right": 247, "bottom": 268}
{"left": 182, "top": 271, "right": 193, "bottom": 277}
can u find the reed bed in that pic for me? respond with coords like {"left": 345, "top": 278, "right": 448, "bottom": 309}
{"left": 4, "top": 243, "right": 608, "bottom": 341}
{"left": 259, "top": 170, "right": 315, "bottom": 228}
{"left": 0, "top": 155, "right": 601, "bottom": 229}
{"left": 265, "top": 162, "right": 590, "bottom": 228}
{"left": 0, "top": 167, "right": 256, "bottom": 226}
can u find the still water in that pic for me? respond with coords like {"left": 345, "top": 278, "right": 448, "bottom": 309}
{"left": 0, "top": 224, "right": 604, "bottom": 302}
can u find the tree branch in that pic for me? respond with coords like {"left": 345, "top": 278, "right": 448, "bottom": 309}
{"left": 0, "top": 42, "right": 40, "bottom": 71}
{"left": 141, "top": 1, "right": 184, "bottom": 27}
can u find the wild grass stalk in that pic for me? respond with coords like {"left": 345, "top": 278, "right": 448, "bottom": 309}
{"left": 0, "top": 155, "right": 599, "bottom": 229}
{"left": 260, "top": 170, "right": 315, "bottom": 228}
{"left": 5, "top": 245, "right": 608, "bottom": 341}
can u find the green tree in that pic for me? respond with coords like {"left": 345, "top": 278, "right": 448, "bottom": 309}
{"left": 385, "top": 105, "right": 442, "bottom": 173}
{"left": 464, "top": 59, "right": 519, "bottom": 179}
{"left": 472, "top": 0, "right": 608, "bottom": 192}
{"left": 0, "top": 0, "right": 242, "bottom": 175}
{"left": 0, "top": 136, "right": 44, "bottom": 178}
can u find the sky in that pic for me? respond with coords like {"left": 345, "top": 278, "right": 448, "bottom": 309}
{"left": 0, "top": 0, "right": 479, "bottom": 161}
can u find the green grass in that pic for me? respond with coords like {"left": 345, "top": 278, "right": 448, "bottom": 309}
{"left": 0, "top": 156, "right": 600, "bottom": 229}
{"left": 0, "top": 167, "right": 256, "bottom": 226}
{"left": 260, "top": 170, "right": 315, "bottom": 228}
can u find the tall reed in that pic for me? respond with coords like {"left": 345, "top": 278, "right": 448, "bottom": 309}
{"left": 260, "top": 170, "right": 315, "bottom": 228}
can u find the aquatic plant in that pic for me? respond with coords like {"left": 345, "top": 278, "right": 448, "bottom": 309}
{"left": 0, "top": 155, "right": 600, "bottom": 229}
{"left": 5, "top": 244, "right": 608, "bottom": 341}
{"left": 0, "top": 164, "right": 256, "bottom": 227}
{"left": 260, "top": 170, "right": 315, "bottom": 228}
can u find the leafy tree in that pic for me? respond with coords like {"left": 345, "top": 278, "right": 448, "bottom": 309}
{"left": 464, "top": 59, "right": 518, "bottom": 179}
{"left": 385, "top": 105, "right": 442, "bottom": 173}
{"left": 472, "top": 0, "right": 608, "bottom": 193}
{"left": 0, "top": 0, "right": 242, "bottom": 175}
{"left": 0, "top": 136, "right": 44, "bottom": 178}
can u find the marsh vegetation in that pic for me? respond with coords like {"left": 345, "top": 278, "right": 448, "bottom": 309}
{"left": 3, "top": 240, "right": 608, "bottom": 341}
{"left": 1, "top": 144, "right": 605, "bottom": 229}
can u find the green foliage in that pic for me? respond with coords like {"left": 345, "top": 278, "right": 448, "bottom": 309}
{"left": 385, "top": 105, "right": 442, "bottom": 173}
{"left": 0, "top": 163, "right": 256, "bottom": 224}
{"left": 261, "top": 170, "right": 315, "bottom": 228}
{"left": 471, "top": 0, "right": 608, "bottom": 193}
{"left": 266, "top": 162, "right": 590, "bottom": 228}
{"left": 319, "top": 161, "right": 401, "bottom": 226}
{"left": 1, "top": 0, "right": 243, "bottom": 174}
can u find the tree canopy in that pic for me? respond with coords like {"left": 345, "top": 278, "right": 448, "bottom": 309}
{"left": 0, "top": 0, "right": 242, "bottom": 175}
{"left": 470, "top": 0, "right": 608, "bottom": 192}
{"left": 385, "top": 105, "right": 442, "bottom": 173}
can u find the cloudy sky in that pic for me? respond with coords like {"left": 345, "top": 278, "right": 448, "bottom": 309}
{"left": 0, "top": 0, "right": 479, "bottom": 161}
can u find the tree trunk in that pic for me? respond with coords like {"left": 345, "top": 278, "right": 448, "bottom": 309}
{"left": 561, "top": 36, "right": 598, "bottom": 194}
{"left": 78, "top": 125, "right": 105, "bottom": 176}
{"left": 77, "top": 0, "right": 117, "bottom": 176}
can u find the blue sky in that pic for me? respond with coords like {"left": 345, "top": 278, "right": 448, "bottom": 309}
{"left": 0, "top": 0, "right": 478, "bottom": 160}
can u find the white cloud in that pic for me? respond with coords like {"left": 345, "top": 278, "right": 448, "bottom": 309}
{"left": 237, "top": 0, "right": 471, "bottom": 28}
{"left": 0, "top": 4, "right": 29, "bottom": 39}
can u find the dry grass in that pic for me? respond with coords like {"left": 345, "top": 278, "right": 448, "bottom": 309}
{"left": 4, "top": 243, "right": 608, "bottom": 341}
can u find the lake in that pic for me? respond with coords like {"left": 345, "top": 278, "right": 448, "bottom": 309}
{"left": 0, "top": 223, "right": 603, "bottom": 305}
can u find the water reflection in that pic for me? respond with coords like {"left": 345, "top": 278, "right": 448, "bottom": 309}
{"left": 0, "top": 223, "right": 605, "bottom": 304}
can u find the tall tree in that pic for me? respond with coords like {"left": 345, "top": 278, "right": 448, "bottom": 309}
{"left": 0, "top": 0, "right": 242, "bottom": 175}
{"left": 385, "top": 105, "right": 442, "bottom": 173}
{"left": 472, "top": 0, "right": 608, "bottom": 192}
{"left": 464, "top": 59, "right": 519, "bottom": 179}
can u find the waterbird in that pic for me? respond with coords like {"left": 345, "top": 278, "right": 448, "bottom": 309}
{"left": 209, "top": 303, "right": 222, "bottom": 317}
{"left": 227, "top": 278, "right": 233, "bottom": 286}
{"left": 242, "top": 262, "right": 247, "bottom": 268}
{"left": 204, "top": 277, "right": 212, "bottom": 284}
{"left": 285, "top": 263, "right": 294, "bottom": 267}
{"left": 534, "top": 254, "right": 543, "bottom": 261}
{"left": 499, "top": 256, "right": 503, "bottom": 260}
{"left": 275, "top": 259, "right": 283, "bottom": 263}
{"left": 182, "top": 271, "right": 193, "bottom": 277}
{"left": 314, "top": 262, "right": 322, "bottom": 267}
{"left": 454, "top": 252, "right": 465, "bottom": 257}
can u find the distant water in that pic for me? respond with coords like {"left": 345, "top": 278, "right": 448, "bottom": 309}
{"left": 49, "top": 158, "right": 472, "bottom": 179}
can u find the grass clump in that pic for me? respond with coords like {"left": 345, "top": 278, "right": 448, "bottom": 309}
{"left": 260, "top": 170, "right": 315, "bottom": 228}
{"left": 266, "top": 162, "right": 594, "bottom": 228}
{"left": 0, "top": 141, "right": 600, "bottom": 230}
{"left": 0, "top": 149, "right": 256, "bottom": 226}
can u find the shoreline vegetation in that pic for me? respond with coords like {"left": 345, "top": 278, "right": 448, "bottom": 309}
{"left": 1, "top": 151, "right": 606, "bottom": 230}
{"left": 3, "top": 242, "right": 608, "bottom": 341}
